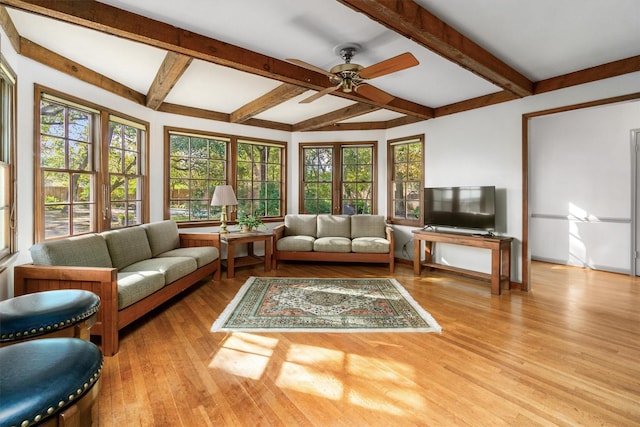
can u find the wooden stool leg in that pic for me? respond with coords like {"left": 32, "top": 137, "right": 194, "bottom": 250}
{"left": 58, "top": 379, "right": 101, "bottom": 427}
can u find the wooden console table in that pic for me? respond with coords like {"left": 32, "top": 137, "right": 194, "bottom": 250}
{"left": 412, "top": 229, "right": 513, "bottom": 295}
{"left": 220, "top": 231, "right": 272, "bottom": 279}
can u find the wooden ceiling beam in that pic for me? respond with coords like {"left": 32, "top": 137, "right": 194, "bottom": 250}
{"left": 0, "top": 6, "right": 20, "bottom": 52}
{"left": 0, "top": 0, "right": 433, "bottom": 119}
{"left": 146, "top": 52, "right": 192, "bottom": 110}
{"left": 435, "top": 57, "right": 640, "bottom": 118}
{"left": 306, "top": 115, "right": 425, "bottom": 131}
{"left": 434, "top": 91, "right": 518, "bottom": 118}
{"left": 292, "top": 104, "right": 380, "bottom": 132}
{"left": 15, "top": 31, "right": 307, "bottom": 133}
{"left": 534, "top": 55, "right": 640, "bottom": 94}
{"left": 20, "top": 37, "right": 146, "bottom": 105}
{"left": 337, "top": 0, "right": 533, "bottom": 97}
{"left": 157, "top": 103, "right": 293, "bottom": 132}
{"left": 230, "top": 84, "right": 307, "bottom": 123}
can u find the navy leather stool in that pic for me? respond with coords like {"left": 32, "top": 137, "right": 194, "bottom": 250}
{"left": 0, "top": 290, "right": 100, "bottom": 346}
{"left": 0, "top": 338, "right": 103, "bottom": 427}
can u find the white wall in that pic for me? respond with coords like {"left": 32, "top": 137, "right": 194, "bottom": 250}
{"left": 2, "top": 21, "right": 640, "bottom": 297}
{"left": 529, "top": 101, "right": 639, "bottom": 273}
{"left": 386, "top": 72, "right": 640, "bottom": 282}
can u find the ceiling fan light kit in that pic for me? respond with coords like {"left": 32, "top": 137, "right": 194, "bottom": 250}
{"left": 288, "top": 42, "right": 418, "bottom": 104}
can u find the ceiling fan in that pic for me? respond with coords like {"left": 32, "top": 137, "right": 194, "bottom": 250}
{"left": 287, "top": 43, "right": 419, "bottom": 105}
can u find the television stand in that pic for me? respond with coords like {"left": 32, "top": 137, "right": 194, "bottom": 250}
{"left": 412, "top": 229, "right": 513, "bottom": 295}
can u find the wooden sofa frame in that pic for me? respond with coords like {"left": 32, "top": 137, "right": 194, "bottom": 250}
{"left": 13, "top": 233, "right": 221, "bottom": 356}
{"left": 272, "top": 224, "right": 395, "bottom": 273}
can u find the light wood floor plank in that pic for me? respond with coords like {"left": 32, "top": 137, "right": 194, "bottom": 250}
{"left": 92, "top": 261, "right": 640, "bottom": 426}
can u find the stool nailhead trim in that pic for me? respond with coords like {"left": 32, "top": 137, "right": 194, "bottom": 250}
{"left": 0, "top": 305, "right": 100, "bottom": 342}
{"left": 12, "top": 361, "right": 103, "bottom": 427}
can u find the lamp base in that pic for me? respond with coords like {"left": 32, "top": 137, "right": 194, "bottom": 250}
{"left": 219, "top": 206, "right": 229, "bottom": 234}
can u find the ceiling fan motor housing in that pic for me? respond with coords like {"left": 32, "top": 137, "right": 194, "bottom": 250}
{"left": 329, "top": 63, "right": 364, "bottom": 91}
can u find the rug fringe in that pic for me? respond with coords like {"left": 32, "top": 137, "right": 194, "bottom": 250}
{"left": 211, "top": 276, "right": 258, "bottom": 332}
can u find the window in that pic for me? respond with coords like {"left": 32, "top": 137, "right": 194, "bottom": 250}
{"left": 166, "top": 128, "right": 285, "bottom": 224}
{"left": 387, "top": 135, "right": 424, "bottom": 226}
{"left": 36, "top": 87, "right": 148, "bottom": 241}
{"left": 236, "top": 140, "right": 283, "bottom": 217}
{"left": 108, "top": 116, "right": 146, "bottom": 228}
{"left": 300, "top": 142, "right": 376, "bottom": 215}
{"left": 0, "top": 57, "right": 16, "bottom": 260}
{"left": 167, "top": 130, "right": 229, "bottom": 222}
{"left": 38, "top": 95, "right": 97, "bottom": 239}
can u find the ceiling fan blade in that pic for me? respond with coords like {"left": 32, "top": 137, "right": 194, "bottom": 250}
{"left": 299, "top": 85, "right": 340, "bottom": 104}
{"left": 355, "top": 83, "right": 395, "bottom": 105}
{"left": 358, "top": 52, "right": 419, "bottom": 79}
{"left": 286, "top": 58, "right": 335, "bottom": 78}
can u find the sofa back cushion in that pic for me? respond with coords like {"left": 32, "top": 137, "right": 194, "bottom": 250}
{"left": 284, "top": 214, "right": 317, "bottom": 237}
{"left": 30, "top": 234, "right": 113, "bottom": 267}
{"left": 317, "top": 215, "right": 351, "bottom": 238}
{"left": 101, "top": 227, "right": 152, "bottom": 270}
{"left": 351, "top": 215, "right": 386, "bottom": 239}
{"left": 141, "top": 220, "right": 180, "bottom": 257}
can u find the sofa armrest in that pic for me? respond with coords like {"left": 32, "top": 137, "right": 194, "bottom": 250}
{"left": 13, "top": 264, "right": 119, "bottom": 355}
{"left": 385, "top": 225, "right": 394, "bottom": 245}
{"left": 179, "top": 232, "right": 221, "bottom": 249}
{"left": 273, "top": 224, "right": 285, "bottom": 241}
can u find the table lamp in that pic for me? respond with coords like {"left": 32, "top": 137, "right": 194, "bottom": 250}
{"left": 211, "top": 185, "right": 238, "bottom": 234}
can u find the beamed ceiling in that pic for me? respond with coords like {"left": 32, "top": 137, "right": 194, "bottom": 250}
{"left": 0, "top": 0, "right": 639, "bottom": 131}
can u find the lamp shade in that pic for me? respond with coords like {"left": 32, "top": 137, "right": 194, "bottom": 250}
{"left": 211, "top": 185, "right": 238, "bottom": 206}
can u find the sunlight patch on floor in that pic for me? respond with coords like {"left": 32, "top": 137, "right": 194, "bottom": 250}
{"left": 208, "top": 333, "right": 278, "bottom": 380}
{"left": 277, "top": 342, "right": 423, "bottom": 415}
{"left": 276, "top": 362, "right": 344, "bottom": 399}
{"left": 209, "top": 334, "right": 426, "bottom": 416}
{"left": 286, "top": 343, "right": 345, "bottom": 370}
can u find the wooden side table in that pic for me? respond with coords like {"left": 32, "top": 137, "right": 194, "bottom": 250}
{"left": 220, "top": 231, "right": 272, "bottom": 278}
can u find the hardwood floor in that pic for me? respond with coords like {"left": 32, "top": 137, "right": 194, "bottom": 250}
{"left": 94, "top": 261, "right": 640, "bottom": 426}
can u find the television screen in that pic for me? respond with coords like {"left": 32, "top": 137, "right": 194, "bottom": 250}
{"left": 424, "top": 186, "right": 496, "bottom": 231}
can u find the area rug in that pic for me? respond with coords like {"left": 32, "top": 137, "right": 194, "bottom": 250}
{"left": 211, "top": 277, "right": 442, "bottom": 333}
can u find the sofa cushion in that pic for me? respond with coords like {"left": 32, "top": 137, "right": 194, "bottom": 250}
{"left": 120, "top": 257, "right": 197, "bottom": 285}
{"left": 352, "top": 237, "right": 391, "bottom": 254}
{"left": 276, "top": 235, "right": 315, "bottom": 252}
{"left": 158, "top": 246, "right": 219, "bottom": 268}
{"left": 30, "top": 234, "right": 113, "bottom": 267}
{"left": 313, "top": 237, "right": 352, "bottom": 253}
{"left": 284, "top": 214, "right": 317, "bottom": 237}
{"left": 116, "top": 271, "right": 165, "bottom": 310}
{"left": 142, "top": 220, "right": 180, "bottom": 257}
{"left": 102, "top": 227, "right": 153, "bottom": 270}
{"left": 317, "top": 215, "right": 350, "bottom": 238}
{"left": 351, "top": 215, "right": 386, "bottom": 239}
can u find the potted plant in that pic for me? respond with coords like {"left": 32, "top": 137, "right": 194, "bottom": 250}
{"left": 236, "top": 213, "right": 266, "bottom": 232}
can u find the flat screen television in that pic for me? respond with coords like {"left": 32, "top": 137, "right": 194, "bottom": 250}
{"left": 423, "top": 186, "right": 496, "bottom": 231}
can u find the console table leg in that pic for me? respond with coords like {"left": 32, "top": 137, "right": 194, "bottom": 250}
{"left": 501, "top": 242, "right": 511, "bottom": 291}
{"left": 413, "top": 239, "right": 421, "bottom": 275}
{"left": 491, "top": 248, "right": 500, "bottom": 295}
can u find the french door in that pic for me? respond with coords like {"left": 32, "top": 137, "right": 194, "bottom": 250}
{"left": 300, "top": 142, "right": 376, "bottom": 215}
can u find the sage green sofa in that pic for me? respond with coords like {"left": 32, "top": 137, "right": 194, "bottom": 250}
{"left": 14, "top": 220, "right": 220, "bottom": 356}
{"left": 273, "top": 214, "right": 394, "bottom": 272}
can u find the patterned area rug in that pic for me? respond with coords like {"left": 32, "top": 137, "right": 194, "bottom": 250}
{"left": 211, "top": 277, "right": 442, "bottom": 333}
